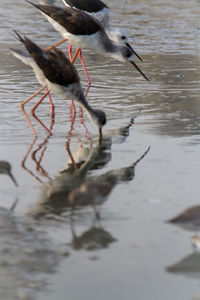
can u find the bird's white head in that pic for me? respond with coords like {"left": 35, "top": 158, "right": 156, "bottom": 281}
{"left": 108, "top": 28, "right": 129, "bottom": 45}
{"left": 108, "top": 28, "right": 143, "bottom": 63}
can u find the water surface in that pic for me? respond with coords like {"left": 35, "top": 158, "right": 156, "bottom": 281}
{"left": 0, "top": 0, "right": 200, "bottom": 299}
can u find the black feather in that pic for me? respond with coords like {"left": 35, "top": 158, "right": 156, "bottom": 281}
{"left": 26, "top": 1, "right": 101, "bottom": 35}
{"left": 14, "top": 33, "right": 80, "bottom": 86}
{"left": 13, "top": 30, "right": 25, "bottom": 43}
{"left": 62, "top": 0, "right": 108, "bottom": 13}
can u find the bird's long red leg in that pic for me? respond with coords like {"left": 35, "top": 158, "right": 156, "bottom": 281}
{"left": 30, "top": 89, "right": 53, "bottom": 135}
{"left": 20, "top": 86, "right": 45, "bottom": 136}
{"left": 68, "top": 44, "right": 73, "bottom": 62}
{"left": 71, "top": 47, "right": 80, "bottom": 64}
{"left": 45, "top": 38, "right": 68, "bottom": 51}
{"left": 71, "top": 47, "right": 91, "bottom": 86}
{"left": 78, "top": 48, "right": 91, "bottom": 88}
{"left": 70, "top": 48, "right": 91, "bottom": 117}
{"left": 68, "top": 44, "right": 77, "bottom": 112}
{"left": 77, "top": 48, "right": 91, "bottom": 117}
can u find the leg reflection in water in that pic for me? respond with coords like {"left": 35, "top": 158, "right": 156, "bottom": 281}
{"left": 69, "top": 211, "right": 117, "bottom": 251}
{"left": 21, "top": 115, "right": 55, "bottom": 183}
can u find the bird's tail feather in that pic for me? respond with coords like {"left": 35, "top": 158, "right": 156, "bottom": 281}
{"left": 9, "top": 48, "right": 33, "bottom": 66}
{"left": 13, "top": 29, "right": 25, "bottom": 43}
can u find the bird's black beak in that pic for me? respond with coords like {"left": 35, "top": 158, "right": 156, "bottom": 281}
{"left": 125, "top": 42, "right": 143, "bottom": 62}
{"left": 99, "top": 128, "right": 103, "bottom": 143}
{"left": 130, "top": 61, "right": 149, "bottom": 81}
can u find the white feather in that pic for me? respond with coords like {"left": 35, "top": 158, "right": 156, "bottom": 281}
{"left": 10, "top": 49, "right": 46, "bottom": 85}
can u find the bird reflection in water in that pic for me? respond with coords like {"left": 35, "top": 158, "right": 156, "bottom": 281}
{"left": 166, "top": 235, "right": 200, "bottom": 299}
{"left": 169, "top": 206, "right": 200, "bottom": 233}
{"left": 167, "top": 251, "right": 200, "bottom": 279}
{"left": 69, "top": 215, "right": 117, "bottom": 251}
{"left": 0, "top": 161, "right": 19, "bottom": 212}
{"left": 0, "top": 161, "right": 18, "bottom": 187}
{"left": 27, "top": 117, "right": 150, "bottom": 220}
{"left": 166, "top": 204, "right": 200, "bottom": 284}
{"left": 69, "top": 146, "right": 150, "bottom": 219}
{"left": 168, "top": 205, "right": 200, "bottom": 250}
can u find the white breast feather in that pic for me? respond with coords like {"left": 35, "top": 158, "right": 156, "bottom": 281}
{"left": 45, "top": 79, "right": 81, "bottom": 99}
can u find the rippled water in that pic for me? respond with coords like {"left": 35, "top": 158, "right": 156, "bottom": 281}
{"left": 0, "top": 0, "right": 200, "bottom": 299}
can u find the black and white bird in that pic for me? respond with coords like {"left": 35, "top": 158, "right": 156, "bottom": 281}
{"left": 10, "top": 31, "right": 107, "bottom": 138}
{"left": 26, "top": 1, "right": 148, "bottom": 81}
{"left": 62, "top": 0, "right": 143, "bottom": 62}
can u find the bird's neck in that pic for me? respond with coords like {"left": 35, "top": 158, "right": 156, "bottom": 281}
{"left": 104, "top": 41, "right": 124, "bottom": 62}
{"left": 75, "top": 91, "right": 97, "bottom": 123}
{"left": 75, "top": 91, "right": 100, "bottom": 128}
{"left": 99, "top": 30, "right": 119, "bottom": 53}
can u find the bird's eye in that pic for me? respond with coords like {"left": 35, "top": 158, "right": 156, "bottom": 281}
{"left": 121, "top": 35, "right": 126, "bottom": 40}
{"left": 127, "top": 52, "right": 132, "bottom": 58}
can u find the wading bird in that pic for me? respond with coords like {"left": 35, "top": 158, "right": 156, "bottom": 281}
{"left": 10, "top": 31, "right": 106, "bottom": 139}
{"left": 26, "top": 1, "right": 149, "bottom": 83}
{"left": 62, "top": 0, "right": 143, "bottom": 61}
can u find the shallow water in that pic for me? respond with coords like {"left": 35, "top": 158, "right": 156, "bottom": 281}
{"left": 0, "top": 0, "right": 200, "bottom": 299}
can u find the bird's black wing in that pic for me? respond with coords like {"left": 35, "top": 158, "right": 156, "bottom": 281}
{"left": 62, "top": 0, "right": 108, "bottom": 13}
{"left": 22, "top": 36, "right": 80, "bottom": 86}
{"left": 44, "top": 48, "right": 80, "bottom": 86}
{"left": 27, "top": 2, "right": 101, "bottom": 35}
